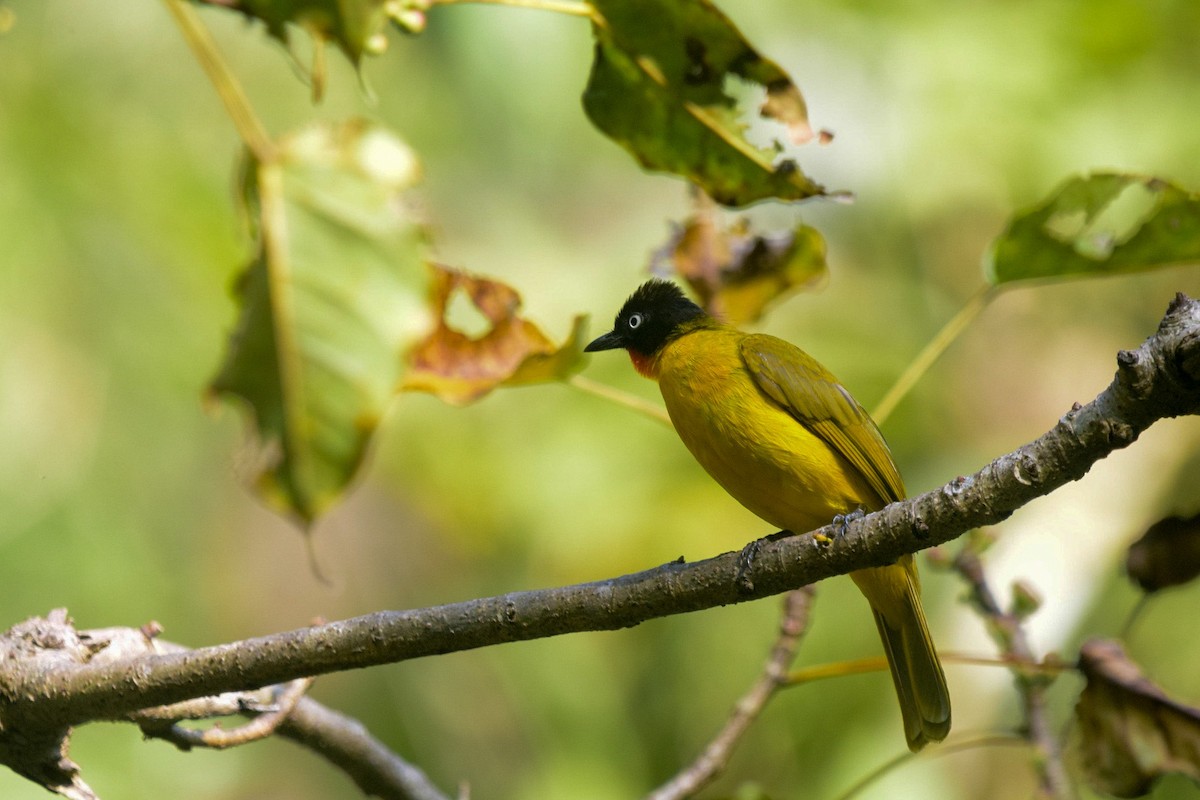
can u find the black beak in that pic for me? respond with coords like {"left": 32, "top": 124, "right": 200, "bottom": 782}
{"left": 584, "top": 329, "right": 625, "bottom": 352}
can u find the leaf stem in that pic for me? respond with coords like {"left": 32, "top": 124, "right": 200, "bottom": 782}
{"left": 940, "top": 651, "right": 1075, "bottom": 676}
{"left": 871, "top": 284, "right": 996, "bottom": 427}
{"left": 430, "top": 0, "right": 597, "bottom": 19}
{"left": 163, "top": 0, "right": 274, "bottom": 160}
{"left": 567, "top": 374, "right": 673, "bottom": 426}
{"left": 784, "top": 650, "right": 1072, "bottom": 688}
{"left": 785, "top": 655, "right": 887, "bottom": 685}
{"left": 831, "top": 733, "right": 1028, "bottom": 800}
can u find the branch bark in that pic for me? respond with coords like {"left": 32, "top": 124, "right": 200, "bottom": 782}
{"left": 2, "top": 293, "right": 1199, "bottom": 794}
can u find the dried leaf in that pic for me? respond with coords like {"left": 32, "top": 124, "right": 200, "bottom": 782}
{"left": 582, "top": 0, "right": 828, "bottom": 207}
{"left": 403, "top": 267, "right": 586, "bottom": 405}
{"left": 1126, "top": 513, "right": 1200, "bottom": 593}
{"left": 654, "top": 199, "right": 827, "bottom": 324}
{"left": 1076, "top": 639, "right": 1200, "bottom": 797}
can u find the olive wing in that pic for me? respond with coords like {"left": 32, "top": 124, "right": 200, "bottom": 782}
{"left": 739, "top": 334, "right": 905, "bottom": 505}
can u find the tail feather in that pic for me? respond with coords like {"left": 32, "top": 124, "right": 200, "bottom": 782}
{"left": 852, "top": 558, "right": 951, "bottom": 751}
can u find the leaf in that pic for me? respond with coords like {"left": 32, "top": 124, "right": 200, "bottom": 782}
{"left": 1076, "top": 639, "right": 1200, "bottom": 798}
{"left": 204, "top": 0, "right": 428, "bottom": 68}
{"left": 1126, "top": 513, "right": 1200, "bottom": 593}
{"left": 986, "top": 173, "right": 1200, "bottom": 285}
{"left": 582, "top": 0, "right": 829, "bottom": 207}
{"left": 653, "top": 196, "right": 828, "bottom": 324}
{"left": 210, "top": 118, "right": 429, "bottom": 523}
{"left": 403, "top": 266, "right": 587, "bottom": 405}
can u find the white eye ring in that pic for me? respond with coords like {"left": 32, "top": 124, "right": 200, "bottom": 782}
{"left": 627, "top": 313, "right": 644, "bottom": 329}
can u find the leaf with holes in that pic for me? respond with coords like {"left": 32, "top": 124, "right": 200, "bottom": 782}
{"left": 1076, "top": 639, "right": 1200, "bottom": 797}
{"left": 210, "top": 119, "right": 429, "bottom": 523}
{"left": 582, "top": 0, "right": 828, "bottom": 207}
{"left": 654, "top": 196, "right": 827, "bottom": 324}
{"left": 403, "top": 266, "right": 587, "bottom": 406}
{"left": 986, "top": 173, "right": 1200, "bottom": 285}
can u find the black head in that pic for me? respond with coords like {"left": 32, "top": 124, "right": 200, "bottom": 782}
{"left": 585, "top": 280, "right": 706, "bottom": 357}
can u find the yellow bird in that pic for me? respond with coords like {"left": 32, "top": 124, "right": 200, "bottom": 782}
{"left": 585, "top": 279, "right": 950, "bottom": 751}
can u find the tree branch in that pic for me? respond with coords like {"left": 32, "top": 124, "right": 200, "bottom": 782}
{"left": 2, "top": 293, "right": 1198, "bottom": 793}
{"left": 952, "top": 548, "right": 1075, "bottom": 799}
{"left": 0, "top": 618, "right": 452, "bottom": 800}
{"left": 276, "top": 697, "right": 455, "bottom": 800}
{"left": 647, "top": 587, "right": 817, "bottom": 800}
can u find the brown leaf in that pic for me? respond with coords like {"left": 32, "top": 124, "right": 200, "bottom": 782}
{"left": 403, "top": 266, "right": 586, "bottom": 405}
{"left": 654, "top": 195, "right": 827, "bottom": 325}
{"left": 1076, "top": 638, "right": 1200, "bottom": 797}
{"left": 1126, "top": 513, "right": 1200, "bottom": 592}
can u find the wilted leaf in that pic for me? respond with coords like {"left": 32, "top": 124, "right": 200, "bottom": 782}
{"left": 1126, "top": 513, "right": 1200, "bottom": 593}
{"left": 582, "top": 0, "right": 828, "bottom": 207}
{"left": 986, "top": 173, "right": 1200, "bottom": 285}
{"left": 403, "top": 266, "right": 587, "bottom": 405}
{"left": 654, "top": 197, "right": 827, "bottom": 324}
{"left": 1076, "top": 638, "right": 1200, "bottom": 798}
{"left": 211, "top": 119, "right": 428, "bottom": 523}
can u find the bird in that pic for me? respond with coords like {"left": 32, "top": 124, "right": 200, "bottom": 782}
{"left": 584, "top": 278, "right": 950, "bottom": 751}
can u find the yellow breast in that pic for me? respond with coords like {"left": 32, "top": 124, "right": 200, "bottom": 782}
{"left": 655, "top": 327, "right": 879, "bottom": 535}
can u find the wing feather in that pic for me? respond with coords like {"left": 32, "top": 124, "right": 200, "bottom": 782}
{"left": 739, "top": 334, "right": 905, "bottom": 505}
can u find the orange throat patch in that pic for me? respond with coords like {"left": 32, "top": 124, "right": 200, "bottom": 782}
{"left": 628, "top": 349, "right": 660, "bottom": 379}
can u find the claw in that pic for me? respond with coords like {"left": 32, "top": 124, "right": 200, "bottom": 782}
{"left": 735, "top": 530, "right": 794, "bottom": 593}
{"left": 832, "top": 507, "right": 866, "bottom": 538}
{"left": 735, "top": 539, "right": 762, "bottom": 593}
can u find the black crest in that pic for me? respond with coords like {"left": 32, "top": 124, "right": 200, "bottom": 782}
{"left": 585, "top": 280, "right": 706, "bottom": 356}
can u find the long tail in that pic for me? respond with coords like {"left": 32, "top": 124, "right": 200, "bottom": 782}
{"left": 851, "top": 556, "right": 951, "bottom": 751}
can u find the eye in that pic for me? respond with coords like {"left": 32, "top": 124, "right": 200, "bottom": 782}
{"left": 627, "top": 313, "right": 644, "bottom": 330}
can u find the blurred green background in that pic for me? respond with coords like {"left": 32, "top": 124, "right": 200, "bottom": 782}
{"left": 3, "top": 0, "right": 1200, "bottom": 798}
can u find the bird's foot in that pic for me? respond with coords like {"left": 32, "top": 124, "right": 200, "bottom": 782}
{"left": 735, "top": 530, "right": 793, "bottom": 593}
{"left": 831, "top": 507, "right": 866, "bottom": 538}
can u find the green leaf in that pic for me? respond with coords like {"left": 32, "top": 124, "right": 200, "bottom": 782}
{"left": 211, "top": 119, "right": 428, "bottom": 523}
{"left": 986, "top": 173, "right": 1200, "bottom": 285}
{"left": 582, "top": 0, "right": 827, "bottom": 207}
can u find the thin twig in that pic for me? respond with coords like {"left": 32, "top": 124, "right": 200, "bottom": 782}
{"left": 145, "top": 678, "right": 315, "bottom": 750}
{"left": 785, "top": 655, "right": 887, "bottom": 685}
{"left": 139, "top": 681, "right": 453, "bottom": 800}
{"left": 278, "top": 698, "right": 454, "bottom": 800}
{"left": 430, "top": 0, "right": 597, "bottom": 19}
{"left": 939, "top": 650, "right": 1073, "bottom": 676}
{"left": 647, "top": 587, "right": 816, "bottom": 800}
{"left": 163, "top": 0, "right": 274, "bottom": 160}
{"left": 952, "top": 549, "right": 1076, "bottom": 800}
{"left": 784, "top": 650, "right": 1072, "bottom": 688}
{"left": 1117, "top": 593, "right": 1153, "bottom": 640}
{"left": 830, "top": 732, "right": 1029, "bottom": 800}
{"left": 83, "top": 628, "right": 454, "bottom": 800}
{"left": 871, "top": 284, "right": 995, "bottom": 426}
{"left": 568, "top": 374, "right": 673, "bottom": 426}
